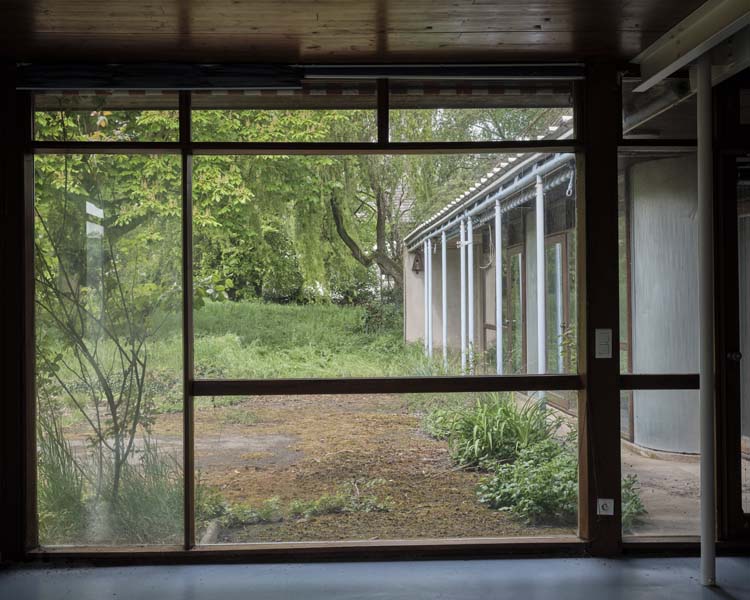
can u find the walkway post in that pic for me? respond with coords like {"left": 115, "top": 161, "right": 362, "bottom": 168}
{"left": 536, "top": 175, "right": 546, "bottom": 375}
{"left": 495, "top": 199, "right": 503, "bottom": 374}
{"left": 460, "top": 219, "right": 467, "bottom": 373}
{"left": 555, "top": 243, "right": 564, "bottom": 373}
{"left": 697, "top": 52, "right": 716, "bottom": 588}
{"left": 423, "top": 239, "right": 428, "bottom": 355}
{"left": 441, "top": 230, "right": 448, "bottom": 370}
{"left": 467, "top": 215, "right": 475, "bottom": 372}
{"left": 427, "top": 237, "right": 433, "bottom": 359}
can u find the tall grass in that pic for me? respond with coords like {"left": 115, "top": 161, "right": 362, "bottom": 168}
{"left": 37, "top": 411, "right": 88, "bottom": 545}
{"left": 165, "top": 300, "right": 427, "bottom": 381}
{"left": 38, "top": 432, "right": 184, "bottom": 546}
{"left": 426, "top": 393, "right": 562, "bottom": 468}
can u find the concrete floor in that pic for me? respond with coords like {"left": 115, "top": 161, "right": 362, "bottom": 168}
{"left": 621, "top": 443, "right": 700, "bottom": 536}
{"left": 1, "top": 557, "right": 749, "bottom": 600}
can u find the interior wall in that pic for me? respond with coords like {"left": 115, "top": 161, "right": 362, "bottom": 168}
{"left": 630, "top": 155, "right": 699, "bottom": 454}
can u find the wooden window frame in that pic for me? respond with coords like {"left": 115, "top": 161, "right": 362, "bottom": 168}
{"left": 4, "top": 64, "right": 745, "bottom": 565}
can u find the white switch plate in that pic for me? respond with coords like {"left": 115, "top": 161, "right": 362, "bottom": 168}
{"left": 595, "top": 328, "right": 612, "bottom": 359}
{"left": 597, "top": 498, "right": 615, "bottom": 516}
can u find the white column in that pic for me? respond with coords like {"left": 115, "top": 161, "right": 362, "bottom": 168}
{"left": 536, "top": 175, "right": 546, "bottom": 375}
{"left": 427, "top": 237, "right": 433, "bottom": 359}
{"left": 467, "top": 215, "right": 475, "bottom": 373}
{"left": 555, "top": 242, "right": 563, "bottom": 373}
{"left": 441, "top": 230, "right": 448, "bottom": 369}
{"left": 697, "top": 53, "right": 716, "bottom": 588}
{"left": 423, "top": 239, "right": 428, "bottom": 355}
{"left": 495, "top": 199, "right": 503, "bottom": 374}
{"left": 460, "top": 219, "right": 467, "bottom": 373}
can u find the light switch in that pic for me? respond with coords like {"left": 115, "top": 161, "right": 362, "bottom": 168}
{"left": 597, "top": 498, "right": 615, "bottom": 516}
{"left": 595, "top": 328, "right": 612, "bottom": 359}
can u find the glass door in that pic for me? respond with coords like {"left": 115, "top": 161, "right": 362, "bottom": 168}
{"left": 737, "top": 157, "right": 750, "bottom": 515}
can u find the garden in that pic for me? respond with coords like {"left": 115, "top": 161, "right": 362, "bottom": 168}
{"left": 32, "top": 98, "right": 647, "bottom": 546}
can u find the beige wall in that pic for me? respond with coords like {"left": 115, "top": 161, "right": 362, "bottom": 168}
{"left": 404, "top": 232, "right": 485, "bottom": 351}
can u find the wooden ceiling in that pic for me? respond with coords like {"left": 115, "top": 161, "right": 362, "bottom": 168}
{"left": 0, "top": 0, "right": 707, "bottom": 64}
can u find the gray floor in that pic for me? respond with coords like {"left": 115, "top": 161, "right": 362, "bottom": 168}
{"left": 1, "top": 557, "right": 749, "bottom": 599}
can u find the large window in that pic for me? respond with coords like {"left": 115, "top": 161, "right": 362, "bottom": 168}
{"left": 31, "top": 76, "right": 587, "bottom": 551}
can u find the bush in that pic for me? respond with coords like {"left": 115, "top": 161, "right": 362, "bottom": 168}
{"left": 478, "top": 436, "right": 648, "bottom": 529}
{"left": 621, "top": 474, "right": 648, "bottom": 532}
{"left": 290, "top": 479, "right": 391, "bottom": 520}
{"left": 422, "top": 404, "right": 460, "bottom": 440}
{"left": 196, "top": 479, "right": 390, "bottom": 531}
{"left": 426, "top": 393, "right": 561, "bottom": 467}
{"left": 477, "top": 437, "right": 578, "bottom": 526}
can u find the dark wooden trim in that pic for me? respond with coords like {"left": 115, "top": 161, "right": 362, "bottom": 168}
{"left": 578, "top": 63, "right": 622, "bottom": 556}
{"left": 377, "top": 78, "right": 389, "bottom": 144}
{"left": 713, "top": 74, "right": 749, "bottom": 540}
{"left": 192, "top": 375, "right": 582, "bottom": 397}
{"left": 22, "top": 535, "right": 750, "bottom": 567}
{"left": 31, "top": 140, "right": 580, "bottom": 156}
{"left": 33, "top": 142, "right": 183, "bottom": 154}
{"left": 17, "top": 63, "right": 303, "bottom": 90}
{"left": 618, "top": 374, "right": 700, "bottom": 390}
{"left": 27, "top": 536, "right": 585, "bottom": 565}
{"left": 180, "top": 90, "right": 196, "bottom": 550}
{"left": 22, "top": 141, "right": 37, "bottom": 553}
{"left": 0, "top": 68, "right": 35, "bottom": 561}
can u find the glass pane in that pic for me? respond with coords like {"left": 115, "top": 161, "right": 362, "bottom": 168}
{"left": 192, "top": 152, "right": 577, "bottom": 379}
{"left": 621, "top": 391, "right": 700, "bottom": 536}
{"left": 194, "top": 391, "right": 577, "bottom": 544}
{"left": 34, "top": 92, "right": 179, "bottom": 142}
{"left": 738, "top": 158, "right": 750, "bottom": 514}
{"left": 620, "top": 391, "right": 633, "bottom": 442}
{"left": 618, "top": 152, "right": 698, "bottom": 374}
{"left": 191, "top": 81, "right": 377, "bottom": 142}
{"left": 546, "top": 241, "right": 564, "bottom": 374}
{"left": 506, "top": 251, "right": 525, "bottom": 374}
{"left": 390, "top": 80, "right": 575, "bottom": 142}
{"left": 622, "top": 78, "right": 696, "bottom": 140}
{"left": 34, "top": 154, "right": 183, "bottom": 546}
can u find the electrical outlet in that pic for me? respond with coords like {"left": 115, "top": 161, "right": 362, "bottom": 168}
{"left": 597, "top": 498, "right": 615, "bottom": 516}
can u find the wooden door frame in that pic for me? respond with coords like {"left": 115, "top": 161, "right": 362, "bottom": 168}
{"left": 714, "top": 69, "right": 750, "bottom": 541}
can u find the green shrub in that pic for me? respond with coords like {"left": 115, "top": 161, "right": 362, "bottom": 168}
{"left": 477, "top": 437, "right": 578, "bottom": 526}
{"left": 422, "top": 405, "right": 460, "bottom": 440}
{"left": 220, "top": 498, "right": 282, "bottom": 528}
{"left": 621, "top": 474, "right": 648, "bottom": 532}
{"left": 195, "top": 486, "right": 282, "bottom": 529}
{"left": 289, "top": 492, "right": 349, "bottom": 519}
{"left": 478, "top": 436, "right": 648, "bottom": 529}
{"left": 289, "top": 479, "right": 391, "bottom": 520}
{"left": 429, "top": 393, "right": 561, "bottom": 467}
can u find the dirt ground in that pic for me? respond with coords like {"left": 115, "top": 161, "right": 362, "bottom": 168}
{"left": 158, "top": 394, "right": 575, "bottom": 543}
{"left": 63, "top": 391, "right": 747, "bottom": 543}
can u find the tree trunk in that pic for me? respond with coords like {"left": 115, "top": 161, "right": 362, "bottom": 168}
{"left": 329, "top": 193, "right": 403, "bottom": 288}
